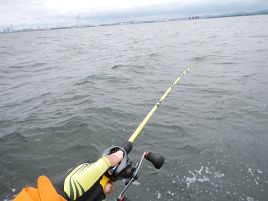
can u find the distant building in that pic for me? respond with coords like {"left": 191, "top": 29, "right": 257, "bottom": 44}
{"left": 188, "top": 16, "right": 200, "bottom": 20}
{"left": 2, "top": 24, "right": 14, "bottom": 33}
{"left": 4, "top": 27, "right": 10, "bottom": 32}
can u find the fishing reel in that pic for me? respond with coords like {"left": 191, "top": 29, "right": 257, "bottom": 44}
{"left": 102, "top": 145, "right": 134, "bottom": 181}
{"left": 102, "top": 142, "right": 165, "bottom": 201}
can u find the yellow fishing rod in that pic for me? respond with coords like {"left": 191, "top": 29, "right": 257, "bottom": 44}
{"left": 104, "top": 65, "right": 195, "bottom": 200}
{"left": 128, "top": 64, "right": 195, "bottom": 143}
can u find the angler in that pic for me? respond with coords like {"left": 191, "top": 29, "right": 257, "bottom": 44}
{"left": 13, "top": 65, "right": 194, "bottom": 201}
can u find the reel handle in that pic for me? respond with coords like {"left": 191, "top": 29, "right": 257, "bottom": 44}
{"left": 145, "top": 151, "right": 165, "bottom": 169}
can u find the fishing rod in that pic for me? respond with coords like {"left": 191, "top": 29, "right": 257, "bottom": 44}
{"left": 102, "top": 65, "right": 195, "bottom": 201}
{"left": 128, "top": 64, "right": 195, "bottom": 144}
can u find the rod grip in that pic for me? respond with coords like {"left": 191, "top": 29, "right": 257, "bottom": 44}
{"left": 145, "top": 152, "right": 165, "bottom": 169}
{"left": 121, "top": 141, "right": 133, "bottom": 154}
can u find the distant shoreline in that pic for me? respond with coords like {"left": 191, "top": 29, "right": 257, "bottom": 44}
{"left": 1, "top": 10, "right": 268, "bottom": 34}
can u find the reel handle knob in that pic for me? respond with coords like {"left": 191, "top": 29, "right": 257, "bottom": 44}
{"left": 117, "top": 196, "right": 131, "bottom": 201}
{"left": 145, "top": 151, "right": 165, "bottom": 169}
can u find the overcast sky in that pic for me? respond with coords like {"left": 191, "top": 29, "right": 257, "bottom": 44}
{"left": 1, "top": 0, "right": 268, "bottom": 27}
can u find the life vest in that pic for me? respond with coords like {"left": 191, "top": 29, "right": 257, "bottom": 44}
{"left": 13, "top": 175, "right": 67, "bottom": 201}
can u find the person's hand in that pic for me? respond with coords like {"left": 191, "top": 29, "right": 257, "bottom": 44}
{"left": 103, "top": 150, "right": 123, "bottom": 195}
{"left": 102, "top": 150, "right": 124, "bottom": 195}
{"left": 106, "top": 150, "right": 124, "bottom": 167}
{"left": 103, "top": 181, "right": 115, "bottom": 194}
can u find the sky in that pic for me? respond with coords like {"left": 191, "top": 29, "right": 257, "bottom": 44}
{"left": 0, "top": 0, "right": 268, "bottom": 28}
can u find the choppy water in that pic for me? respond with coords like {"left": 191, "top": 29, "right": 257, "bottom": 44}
{"left": 1, "top": 15, "right": 268, "bottom": 201}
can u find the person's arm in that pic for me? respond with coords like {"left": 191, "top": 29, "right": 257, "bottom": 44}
{"left": 55, "top": 151, "right": 123, "bottom": 201}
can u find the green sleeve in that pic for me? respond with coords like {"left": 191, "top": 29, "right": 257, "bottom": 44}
{"left": 63, "top": 157, "right": 111, "bottom": 200}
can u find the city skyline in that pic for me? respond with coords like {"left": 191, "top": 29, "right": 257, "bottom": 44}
{"left": 1, "top": 0, "right": 268, "bottom": 30}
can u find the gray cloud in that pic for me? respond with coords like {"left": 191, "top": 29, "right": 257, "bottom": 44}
{"left": 0, "top": 0, "right": 268, "bottom": 28}
{"left": 0, "top": 0, "right": 53, "bottom": 25}
{"left": 75, "top": 0, "right": 268, "bottom": 25}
